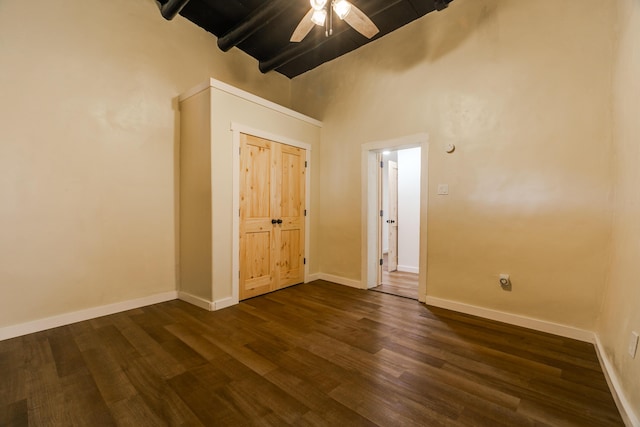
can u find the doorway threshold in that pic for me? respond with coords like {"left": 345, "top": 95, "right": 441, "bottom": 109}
{"left": 369, "top": 285, "right": 418, "bottom": 301}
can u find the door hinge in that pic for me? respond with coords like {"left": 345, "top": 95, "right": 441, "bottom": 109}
{"left": 304, "top": 209, "right": 307, "bottom": 216}
{"left": 303, "top": 258, "right": 306, "bottom": 265}
{"left": 380, "top": 258, "right": 384, "bottom": 266}
{"left": 380, "top": 161, "right": 384, "bottom": 168}
{"left": 305, "top": 161, "right": 308, "bottom": 168}
{"left": 380, "top": 210, "right": 384, "bottom": 217}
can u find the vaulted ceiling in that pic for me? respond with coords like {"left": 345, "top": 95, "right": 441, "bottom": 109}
{"left": 156, "top": 0, "right": 454, "bottom": 78}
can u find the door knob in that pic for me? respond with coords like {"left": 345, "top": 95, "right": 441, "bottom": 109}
{"left": 271, "top": 219, "right": 277, "bottom": 224}
{"left": 277, "top": 219, "right": 283, "bottom": 224}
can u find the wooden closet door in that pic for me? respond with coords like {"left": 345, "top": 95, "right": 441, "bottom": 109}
{"left": 239, "top": 134, "right": 277, "bottom": 300}
{"left": 239, "top": 133, "right": 306, "bottom": 300}
{"left": 276, "top": 143, "right": 306, "bottom": 289}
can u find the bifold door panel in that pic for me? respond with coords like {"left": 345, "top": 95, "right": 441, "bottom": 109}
{"left": 239, "top": 133, "right": 305, "bottom": 300}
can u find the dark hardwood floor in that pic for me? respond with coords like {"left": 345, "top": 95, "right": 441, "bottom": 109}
{"left": 371, "top": 270, "right": 419, "bottom": 300}
{"left": 0, "top": 281, "right": 624, "bottom": 426}
{"left": 371, "top": 254, "right": 419, "bottom": 299}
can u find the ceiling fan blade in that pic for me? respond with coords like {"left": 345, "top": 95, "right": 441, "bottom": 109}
{"left": 290, "top": 8, "right": 315, "bottom": 42}
{"left": 343, "top": 4, "right": 379, "bottom": 39}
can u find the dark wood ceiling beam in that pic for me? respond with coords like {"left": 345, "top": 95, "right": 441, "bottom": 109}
{"left": 259, "top": 0, "right": 405, "bottom": 74}
{"left": 157, "top": 0, "right": 192, "bottom": 20}
{"left": 218, "top": 0, "right": 291, "bottom": 52}
{"left": 434, "top": 0, "right": 450, "bottom": 11}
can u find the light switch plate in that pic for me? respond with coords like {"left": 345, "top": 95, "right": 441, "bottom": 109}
{"left": 437, "top": 184, "right": 449, "bottom": 195}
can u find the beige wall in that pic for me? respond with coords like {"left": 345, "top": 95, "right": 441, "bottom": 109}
{"left": 179, "top": 90, "right": 213, "bottom": 300}
{"left": 0, "top": 0, "right": 291, "bottom": 327}
{"left": 291, "top": 0, "right": 615, "bottom": 330}
{"left": 599, "top": 0, "right": 640, "bottom": 415}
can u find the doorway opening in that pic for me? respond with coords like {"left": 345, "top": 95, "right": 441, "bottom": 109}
{"left": 372, "top": 147, "right": 420, "bottom": 299}
{"left": 361, "top": 134, "right": 428, "bottom": 302}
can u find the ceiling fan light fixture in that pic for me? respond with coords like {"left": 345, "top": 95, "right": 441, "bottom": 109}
{"left": 311, "top": 8, "right": 327, "bottom": 26}
{"left": 333, "top": 0, "right": 351, "bottom": 19}
{"left": 310, "top": 0, "right": 327, "bottom": 11}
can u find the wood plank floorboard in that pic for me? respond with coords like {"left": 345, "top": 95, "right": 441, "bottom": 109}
{"left": 371, "top": 255, "right": 419, "bottom": 299}
{"left": 0, "top": 280, "right": 624, "bottom": 426}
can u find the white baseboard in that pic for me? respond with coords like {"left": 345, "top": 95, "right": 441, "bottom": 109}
{"left": 397, "top": 265, "right": 419, "bottom": 274}
{"left": 424, "top": 296, "right": 594, "bottom": 342}
{"left": 178, "top": 292, "right": 237, "bottom": 311}
{"left": 178, "top": 291, "right": 214, "bottom": 311}
{"left": 0, "top": 291, "right": 178, "bottom": 341}
{"left": 214, "top": 297, "right": 237, "bottom": 310}
{"left": 316, "top": 273, "right": 364, "bottom": 289}
{"left": 594, "top": 335, "right": 640, "bottom": 427}
{"left": 306, "top": 273, "right": 322, "bottom": 282}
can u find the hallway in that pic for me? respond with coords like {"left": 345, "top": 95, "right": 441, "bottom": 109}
{"left": 370, "top": 254, "right": 419, "bottom": 300}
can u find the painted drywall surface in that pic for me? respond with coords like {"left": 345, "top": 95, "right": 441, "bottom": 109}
{"left": 0, "top": 0, "right": 292, "bottom": 327}
{"left": 291, "top": 0, "right": 615, "bottom": 329}
{"left": 209, "top": 88, "right": 321, "bottom": 302}
{"left": 179, "top": 91, "right": 213, "bottom": 300}
{"left": 397, "top": 148, "right": 421, "bottom": 273}
{"left": 598, "top": 0, "right": 640, "bottom": 415}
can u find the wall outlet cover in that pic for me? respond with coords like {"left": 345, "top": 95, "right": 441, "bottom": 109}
{"left": 499, "top": 274, "right": 512, "bottom": 291}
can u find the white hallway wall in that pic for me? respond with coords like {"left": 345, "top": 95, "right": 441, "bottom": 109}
{"left": 397, "top": 147, "right": 421, "bottom": 273}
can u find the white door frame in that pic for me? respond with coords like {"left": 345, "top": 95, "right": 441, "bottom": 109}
{"left": 231, "top": 122, "right": 312, "bottom": 305}
{"left": 361, "top": 133, "right": 429, "bottom": 302}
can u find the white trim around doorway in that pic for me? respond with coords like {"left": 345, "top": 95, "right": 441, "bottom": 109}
{"left": 361, "top": 133, "right": 429, "bottom": 301}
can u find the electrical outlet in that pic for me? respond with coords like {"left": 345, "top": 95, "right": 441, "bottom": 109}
{"left": 499, "top": 274, "right": 511, "bottom": 291}
{"left": 629, "top": 331, "right": 639, "bottom": 358}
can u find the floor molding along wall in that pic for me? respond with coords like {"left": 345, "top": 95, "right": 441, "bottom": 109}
{"left": 397, "top": 265, "right": 419, "bottom": 274}
{"left": 306, "top": 273, "right": 322, "bottom": 282}
{"left": 0, "top": 291, "right": 178, "bottom": 341}
{"left": 178, "top": 291, "right": 215, "bottom": 311}
{"left": 317, "top": 274, "right": 364, "bottom": 289}
{"left": 594, "top": 335, "right": 640, "bottom": 427}
{"left": 213, "top": 297, "right": 236, "bottom": 310}
{"left": 424, "top": 296, "right": 594, "bottom": 342}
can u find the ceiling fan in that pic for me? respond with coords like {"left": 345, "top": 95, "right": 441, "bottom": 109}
{"left": 290, "top": 0, "right": 380, "bottom": 42}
